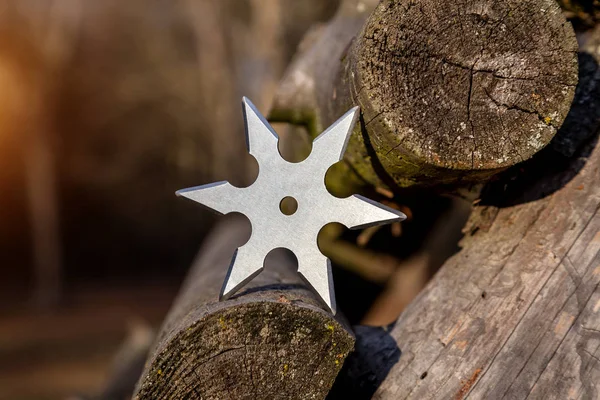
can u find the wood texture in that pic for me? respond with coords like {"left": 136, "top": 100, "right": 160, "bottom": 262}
{"left": 272, "top": 0, "right": 578, "bottom": 190}
{"left": 336, "top": 0, "right": 578, "bottom": 188}
{"left": 374, "top": 144, "right": 600, "bottom": 398}
{"left": 363, "top": 41, "right": 600, "bottom": 398}
{"left": 133, "top": 216, "right": 354, "bottom": 400}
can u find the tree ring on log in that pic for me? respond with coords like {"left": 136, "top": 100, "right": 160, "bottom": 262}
{"left": 134, "top": 300, "right": 353, "bottom": 399}
{"left": 339, "top": 0, "right": 579, "bottom": 187}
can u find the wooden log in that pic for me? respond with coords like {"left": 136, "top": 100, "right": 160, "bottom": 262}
{"left": 371, "top": 129, "right": 600, "bottom": 399}
{"left": 133, "top": 215, "right": 354, "bottom": 399}
{"left": 271, "top": 0, "right": 579, "bottom": 190}
{"left": 338, "top": 29, "right": 600, "bottom": 399}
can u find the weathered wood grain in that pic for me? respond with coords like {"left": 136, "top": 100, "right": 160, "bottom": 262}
{"left": 527, "top": 284, "right": 600, "bottom": 399}
{"left": 272, "top": 0, "right": 579, "bottom": 190}
{"left": 336, "top": 0, "right": 578, "bottom": 188}
{"left": 471, "top": 206, "right": 600, "bottom": 399}
{"left": 371, "top": 140, "right": 600, "bottom": 399}
{"left": 367, "top": 62, "right": 600, "bottom": 400}
{"left": 133, "top": 215, "right": 354, "bottom": 400}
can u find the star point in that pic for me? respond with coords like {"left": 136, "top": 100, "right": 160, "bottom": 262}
{"left": 177, "top": 97, "right": 406, "bottom": 314}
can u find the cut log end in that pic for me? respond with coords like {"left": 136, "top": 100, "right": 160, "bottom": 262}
{"left": 135, "top": 301, "right": 353, "bottom": 400}
{"left": 133, "top": 216, "right": 354, "bottom": 399}
{"left": 336, "top": 0, "right": 579, "bottom": 187}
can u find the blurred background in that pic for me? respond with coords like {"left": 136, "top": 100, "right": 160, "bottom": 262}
{"left": 0, "top": 0, "right": 482, "bottom": 397}
{"left": 0, "top": 1, "right": 341, "bottom": 398}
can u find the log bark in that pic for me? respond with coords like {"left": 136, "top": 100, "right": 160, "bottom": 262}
{"left": 272, "top": 0, "right": 579, "bottom": 190}
{"left": 337, "top": 29, "right": 600, "bottom": 399}
{"left": 133, "top": 215, "right": 354, "bottom": 400}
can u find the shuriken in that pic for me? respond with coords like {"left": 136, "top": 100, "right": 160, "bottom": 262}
{"left": 176, "top": 97, "right": 406, "bottom": 314}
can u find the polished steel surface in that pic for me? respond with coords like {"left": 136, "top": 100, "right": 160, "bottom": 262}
{"left": 177, "top": 97, "right": 405, "bottom": 313}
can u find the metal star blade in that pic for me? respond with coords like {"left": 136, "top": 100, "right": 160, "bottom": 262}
{"left": 177, "top": 97, "right": 406, "bottom": 314}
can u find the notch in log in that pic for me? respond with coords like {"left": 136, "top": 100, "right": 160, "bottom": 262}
{"left": 133, "top": 215, "right": 354, "bottom": 399}
{"left": 271, "top": 0, "right": 578, "bottom": 190}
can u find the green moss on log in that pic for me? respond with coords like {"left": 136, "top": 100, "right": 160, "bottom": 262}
{"left": 135, "top": 301, "right": 353, "bottom": 400}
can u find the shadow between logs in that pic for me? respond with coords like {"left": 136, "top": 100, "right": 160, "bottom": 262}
{"left": 328, "top": 324, "right": 401, "bottom": 400}
{"left": 480, "top": 52, "right": 600, "bottom": 208}
{"left": 229, "top": 283, "right": 306, "bottom": 299}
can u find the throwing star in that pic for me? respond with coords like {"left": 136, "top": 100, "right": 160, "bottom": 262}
{"left": 176, "top": 97, "right": 406, "bottom": 314}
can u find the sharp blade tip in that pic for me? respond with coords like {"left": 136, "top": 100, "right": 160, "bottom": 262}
{"left": 326, "top": 301, "right": 337, "bottom": 315}
{"left": 219, "top": 287, "right": 233, "bottom": 301}
{"left": 397, "top": 211, "right": 408, "bottom": 221}
{"left": 339, "top": 106, "right": 359, "bottom": 122}
{"left": 242, "top": 96, "right": 257, "bottom": 109}
{"left": 380, "top": 208, "right": 407, "bottom": 224}
{"left": 175, "top": 188, "right": 191, "bottom": 198}
{"left": 174, "top": 186, "right": 204, "bottom": 199}
{"left": 219, "top": 276, "right": 238, "bottom": 301}
{"left": 313, "top": 289, "right": 337, "bottom": 315}
{"left": 386, "top": 209, "right": 407, "bottom": 222}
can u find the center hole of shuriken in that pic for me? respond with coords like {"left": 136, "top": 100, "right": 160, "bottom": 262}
{"left": 279, "top": 196, "right": 298, "bottom": 216}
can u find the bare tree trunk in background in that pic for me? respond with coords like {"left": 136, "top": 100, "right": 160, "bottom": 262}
{"left": 227, "top": 0, "right": 284, "bottom": 111}
{"left": 0, "top": 0, "right": 82, "bottom": 307}
{"left": 185, "top": 0, "right": 247, "bottom": 184}
{"left": 32, "top": 0, "right": 81, "bottom": 307}
{"left": 25, "top": 112, "right": 63, "bottom": 307}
